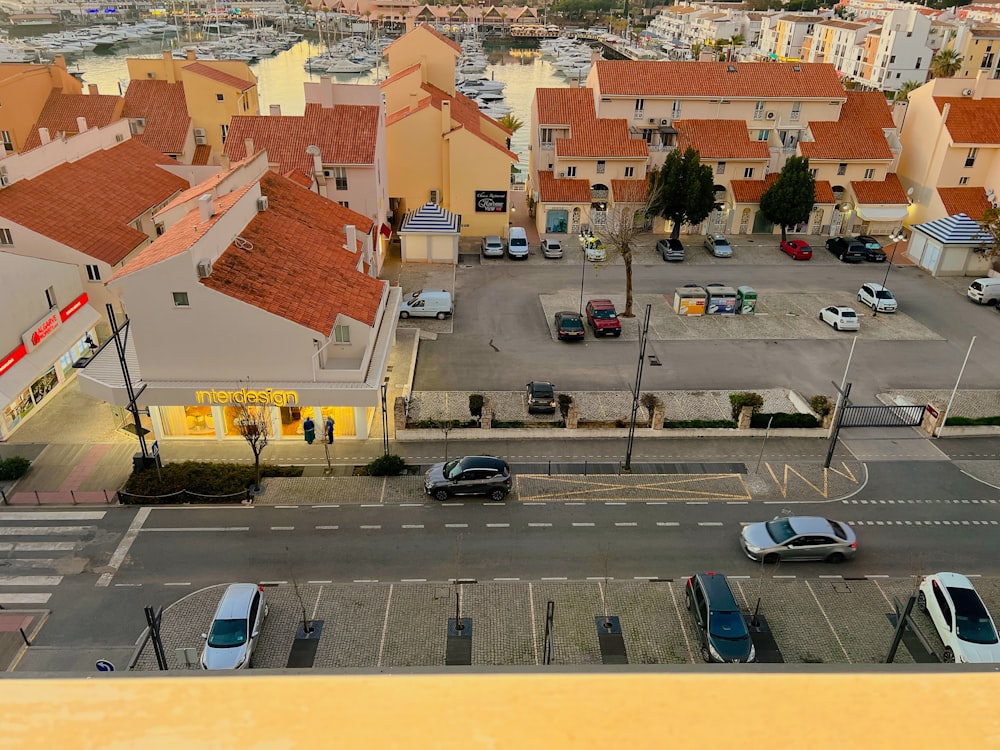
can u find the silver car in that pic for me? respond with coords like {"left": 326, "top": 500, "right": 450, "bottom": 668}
{"left": 740, "top": 516, "right": 857, "bottom": 564}
{"left": 201, "top": 583, "right": 268, "bottom": 670}
{"left": 541, "top": 237, "right": 563, "bottom": 258}
{"left": 481, "top": 235, "right": 505, "bottom": 258}
{"left": 703, "top": 234, "right": 733, "bottom": 258}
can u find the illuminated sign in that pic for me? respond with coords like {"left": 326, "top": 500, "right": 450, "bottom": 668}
{"left": 22, "top": 311, "right": 62, "bottom": 351}
{"left": 0, "top": 344, "right": 27, "bottom": 377}
{"left": 195, "top": 388, "right": 299, "bottom": 407}
{"left": 60, "top": 293, "right": 89, "bottom": 321}
{"left": 474, "top": 190, "right": 508, "bottom": 213}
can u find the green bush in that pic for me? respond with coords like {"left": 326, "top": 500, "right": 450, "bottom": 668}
{"left": 557, "top": 393, "right": 573, "bottom": 420}
{"left": 663, "top": 419, "right": 736, "bottom": 429}
{"left": 366, "top": 454, "right": 407, "bottom": 476}
{"left": 412, "top": 419, "right": 475, "bottom": 429}
{"left": 468, "top": 394, "right": 485, "bottom": 419}
{"left": 944, "top": 415, "right": 1000, "bottom": 426}
{"left": 492, "top": 420, "right": 526, "bottom": 428}
{"left": 0, "top": 456, "right": 31, "bottom": 480}
{"left": 730, "top": 392, "right": 764, "bottom": 421}
{"left": 121, "top": 461, "right": 301, "bottom": 499}
{"left": 809, "top": 394, "right": 834, "bottom": 417}
{"left": 750, "top": 412, "right": 819, "bottom": 429}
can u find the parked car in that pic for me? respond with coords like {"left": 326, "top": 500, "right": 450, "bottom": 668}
{"left": 854, "top": 235, "right": 887, "bottom": 262}
{"left": 581, "top": 235, "right": 606, "bottom": 262}
{"left": 967, "top": 277, "right": 1000, "bottom": 305}
{"left": 656, "top": 237, "right": 685, "bottom": 261}
{"left": 857, "top": 282, "right": 897, "bottom": 313}
{"left": 541, "top": 237, "right": 563, "bottom": 259}
{"left": 779, "top": 239, "right": 812, "bottom": 260}
{"left": 424, "top": 455, "right": 512, "bottom": 502}
{"left": 825, "top": 237, "right": 866, "bottom": 263}
{"left": 918, "top": 572, "right": 1000, "bottom": 663}
{"left": 507, "top": 227, "right": 529, "bottom": 259}
{"left": 585, "top": 299, "right": 622, "bottom": 337}
{"left": 685, "top": 572, "right": 756, "bottom": 663}
{"left": 554, "top": 310, "right": 585, "bottom": 340}
{"left": 399, "top": 289, "right": 453, "bottom": 319}
{"left": 481, "top": 235, "right": 505, "bottom": 258}
{"left": 201, "top": 583, "right": 268, "bottom": 670}
{"left": 819, "top": 305, "right": 860, "bottom": 331}
{"left": 703, "top": 234, "right": 733, "bottom": 258}
{"left": 740, "top": 516, "right": 857, "bottom": 563}
{"left": 526, "top": 381, "right": 557, "bottom": 414}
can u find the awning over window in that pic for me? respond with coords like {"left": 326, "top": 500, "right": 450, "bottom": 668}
{"left": 856, "top": 206, "right": 908, "bottom": 222}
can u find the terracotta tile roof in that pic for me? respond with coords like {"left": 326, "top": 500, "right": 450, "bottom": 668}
{"left": 182, "top": 62, "right": 255, "bottom": 92}
{"left": 933, "top": 96, "right": 1000, "bottom": 144}
{"left": 406, "top": 82, "right": 518, "bottom": 160}
{"left": 191, "top": 144, "right": 211, "bottom": 164}
{"left": 730, "top": 174, "right": 777, "bottom": 203}
{"left": 938, "top": 186, "right": 992, "bottom": 218}
{"left": 537, "top": 170, "right": 592, "bottom": 202}
{"left": 611, "top": 178, "right": 648, "bottom": 203}
{"left": 674, "top": 120, "right": 770, "bottom": 160}
{"left": 801, "top": 92, "right": 895, "bottom": 161}
{"left": 0, "top": 138, "right": 186, "bottom": 265}
{"left": 536, "top": 88, "right": 647, "bottom": 159}
{"left": 224, "top": 102, "right": 379, "bottom": 172}
{"left": 591, "top": 61, "right": 846, "bottom": 99}
{"left": 284, "top": 168, "right": 313, "bottom": 188}
{"left": 851, "top": 173, "right": 908, "bottom": 204}
{"left": 382, "top": 61, "right": 422, "bottom": 86}
{"left": 122, "top": 79, "right": 190, "bottom": 155}
{"left": 814, "top": 180, "right": 835, "bottom": 203}
{"left": 385, "top": 22, "right": 462, "bottom": 55}
{"left": 203, "top": 172, "right": 383, "bottom": 330}
{"left": 22, "top": 90, "right": 124, "bottom": 150}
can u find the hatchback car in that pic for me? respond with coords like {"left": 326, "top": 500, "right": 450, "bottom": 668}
{"left": 201, "top": 583, "right": 268, "bottom": 670}
{"left": 704, "top": 234, "right": 733, "bottom": 258}
{"left": 819, "top": 305, "right": 860, "bottom": 331}
{"left": 424, "top": 455, "right": 512, "bottom": 501}
{"left": 582, "top": 236, "right": 606, "bottom": 262}
{"left": 918, "top": 572, "right": 1000, "bottom": 663}
{"left": 740, "top": 516, "right": 857, "bottom": 564}
{"left": 826, "top": 237, "right": 866, "bottom": 263}
{"left": 541, "top": 238, "right": 563, "bottom": 259}
{"left": 656, "top": 238, "right": 685, "bottom": 262}
{"left": 585, "top": 299, "right": 622, "bottom": 337}
{"left": 526, "top": 381, "right": 557, "bottom": 414}
{"left": 685, "top": 572, "right": 755, "bottom": 663}
{"left": 854, "top": 235, "right": 887, "bottom": 262}
{"left": 779, "top": 239, "right": 812, "bottom": 260}
{"left": 857, "top": 282, "right": 897, "bottom": 313}
{"left": 554, "top": 310, "right": 585, "bottom": 341}
{"left": 481, "top": 235, "right": 504, "bottom": 258}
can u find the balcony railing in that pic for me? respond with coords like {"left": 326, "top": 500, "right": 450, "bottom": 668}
{"left": 591, "top": 188, "right": 609, "bottom": 200}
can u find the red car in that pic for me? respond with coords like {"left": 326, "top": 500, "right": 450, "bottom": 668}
{"left": 585, "top": 299, "right": 622, "bottom": 337}
{"left": 779, "top": 239, "right": 812, "bottom": 260}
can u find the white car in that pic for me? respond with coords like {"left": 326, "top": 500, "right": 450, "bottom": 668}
{"left": 541, "top": 238, "right": 563, "bottom": 259}
{"left": 857, "top": 282, "right": 897, "bottom": 313}
{"left": 582, "top": 236, "right": 607, "bottom": 262}
{"left": 819, "top": 305, "right": 860, "bottom": 331}
{"left": 201, "top": 583, "right": 268, "bottom": 670}
{"left": 918, "top": 572, "right": 1000, "bottom": 663}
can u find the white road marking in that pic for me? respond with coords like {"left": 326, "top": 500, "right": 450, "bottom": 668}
{"left": 377, "top": 583, "right": 394, "bottom": 670}
{"left": 399, "top": 503, "right": 423, "bottom": 507}
{"left": 361, "top": 504, "right": 383, "bottom": 508}
{"left": 355, "top": 579, "right": 378, "bottom": 583}
{"left": 402, "top": 524, "right": 424, "bottom": 529}
{"left": 0, "top": 593, "right": 51, "bottom": 604}
{"left": 308, "top": 580, "right": 333, "bottom": 584}
{"left": 614, "top": 522, "right": 638, "bottom": 527}
{"left": 360, "top": 525, "right": 382, "bottom": 530}
{"left": 0, "top": 526, "right": 94, "bottom": 536}
{"left": 698, "top": 522, "right": 723, "bottom": 527}
{"left": 274, "top": 505, "right": 298, "bottom": 509}
{"left": 633, "top": 576, "right": 658, "bottom": 580}
{"left": 573, "top": 522, "right": 595, "bottom": 527}
{"left": 97, "top": 507, "right": 150, "bottom": 588}
{"left": 0, "top": 511, "right": 106, "bottom": 520}
{"left": 486, "top": 523, "right": 510, "bottom": 528}
{"left": 656, "top": 522, "right": 680, "bottom": 527}
{"left": 142, "top": 527, "right": 249, "bottom": 532}
{"left": 587, "top": 576, "right": 614, "bottom": 581}
{"left": 270, "top": 526, "right": 295, "bottom": 531}
{"left": 163, "top": 582, "right": 191, "bottom": 586}
{"left": 11, "top": 542, "right": 76, "bottom": 552}
{"left": 316, "top": 525, "right": 339, "bottom": 530}
{"left": 541, "top": 577, "right": 567, "bottom": 581}
{"left": 445, "top": 523, "right": 468, "bottom": 528}
{"left": 114, "top": 583, "right": 142, "bottom": 587}
{"left": 494, "top": 577, "right": 520, "bottom": 582}
{"left": 0, "top": 575, "right": 62, "bottom": 586}
{"left": 401, "top": 578, "right": 427, "bottom": 583}
{"left": 528, "top": 523, "right": 552, "bottom": 527}
{"left": 259, "top": 580, "right": 286, "bottom": 585}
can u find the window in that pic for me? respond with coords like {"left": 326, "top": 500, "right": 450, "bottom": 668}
{"left": 1, "top": 130, "right": 11, "bottom": 151}
{"left": 221, "top": 124, "right": 229, "bottom": 143}
{"left": 754, "top": 100, "right": 764, "bottom": 120}
{"left": 716, "top": 161, "right": 726, "bottom": 175}
{"left": 916, "top": 57, "right": 922, "bottom": 69}
{"left": 0, "top": 227, "right": 11, "bottom": 245}
{"left": 216, "top": 93, "right": 224, "bottom": 102}
{"left": 634, "top": 97, "right": 644, "bottom": 116}
{"left": 333, "top": 167, "right": 348, "bottom": 190}
{"left": 790, "top": 101, "right": 800, "bottom": 121}
{"left": 671, "top": 100, "right": 681, "bottom": 118}
{"left": 566, "top": 166, "right": 576, "bottom": 177}
{"left": 334, "top": 324, "right": 351, "bottom": 343}
{"left": 172, "top": 292, "right": 190, "bottom": 307}
{"left": 624, "top": 166, "right": 634, "bottom": 177}
{"left": 338, "top": 200, "right": 349, "bottom": 208}
{"left": 966, "top": 147, "right": 978, "bottom": 167}
{"left": 983, "top": 53, "right": 994, "bottom": 68}
{"left": 889, "top": 55, "right": 896, "bottom": 63}
{"left": 596, "top": 160, "right": 606, "bottom": 174}
{"left": 85, "top": 264, "right": 101, "bottom": 281}
{"left": 541, "top": 128, "right": 553, "bottom": 144}
{"left": 959, "top": 176, "right": 969, "bottom": 185}
{"left": 45, "top": 286, "right": 56, "bottom": 308}
{"left": 809, "top": 169, "right": 818, "bottom": 178}
{"left": 743, "top": 167, "right": 754, "bottom": 178}
{"left": 758, "top": 129, "right": 769, "bottom": 141}
{"left": 837, "top": 163, "right": 847, "bottom": 175}
{"left": 864, "top": 168, "right": 875, "bottom": 180}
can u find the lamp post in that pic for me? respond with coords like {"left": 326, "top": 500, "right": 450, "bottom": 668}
{"left": 873, "top": 230, "right": 906, "bottom": 318}
{"left": 380, "top": 377, "right": 390, "bottom": 458}
{"left": 579, "top": 247, "right": 587, "bottom": 315}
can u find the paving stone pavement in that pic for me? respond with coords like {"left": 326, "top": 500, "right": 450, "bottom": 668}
{"left": 880, "top": 389, "right": 1000, "bottom": 418}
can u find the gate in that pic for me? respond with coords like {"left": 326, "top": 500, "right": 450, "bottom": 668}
{"left": 841, "top": 404, "right": 926, "bottom": 428}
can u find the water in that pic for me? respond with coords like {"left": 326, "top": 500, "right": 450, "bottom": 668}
{"left": 66, "top": 39, "right": 570, "bottom": 179}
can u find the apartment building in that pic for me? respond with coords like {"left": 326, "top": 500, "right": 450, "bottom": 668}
{"left": 949, "top": 23, "right": 1000, "bottom": 80}
{"left": 0, "top": 57, "right": 81, "bottom": 154}
{"left": 757, "top": 14, "right": 824, "bottom": 61}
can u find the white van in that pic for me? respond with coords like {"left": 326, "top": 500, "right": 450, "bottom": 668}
{"left": 507, "top": 227, "right": 529, "bottom": 259}
{"left": 400, "top": 289, "right": 453, "bottom": 319}
{"left": 967, "top": 278, "right": 1000, "bottom": 305}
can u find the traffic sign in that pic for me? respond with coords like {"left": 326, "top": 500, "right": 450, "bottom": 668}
{"left": 151, "top": 441, "right": 159, "bottom": 457}
{"left": 95, "top": 659, "right": 115, "bottom": 672}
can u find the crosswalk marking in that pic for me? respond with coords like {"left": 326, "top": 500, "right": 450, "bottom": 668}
{"left": 0, "top": 593, "right": 52, "bottom": 604}
{"left": 0, "top": 575, "right": 63, "bottom": 586}
{"left": 0, "top": 511, "right": 106, "bottom": 521}
{"left": 0, "top": 526, "right": 95, "bottom": 535}
{"left": 3, "top": 542, "right": 76, "bottom": 552}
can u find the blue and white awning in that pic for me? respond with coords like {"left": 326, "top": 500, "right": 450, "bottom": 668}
{"left": 913, "top": 213, "right": 991, "bottom": 245}
{"left": 399, "top": 203, "right": 461, "bottom": 234}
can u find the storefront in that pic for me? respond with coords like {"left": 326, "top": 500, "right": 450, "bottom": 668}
{"left": 0, "top": 293, "right": 100, "bottom": 441}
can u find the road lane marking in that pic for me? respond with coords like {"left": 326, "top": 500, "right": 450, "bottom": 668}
{"left": 355, "top": 579, "right": 378, "bottom": 583}
{"left": 114, "top": 583, "right": 142, "bottom": 587}
{"left": 657, "top": 522, "right": 680, "bottom": 527}
{"left": 0, "top": 511, "right": 106, "bottom": 521}
{"left": 316, "top": 525, "right": 339, "bottom": 530}
{"left": 698, "top": 522, "right": 723, "bottom": 526}
{"left": 163, "top": 582, "right": 191, "bottom": 586}
{"left": 274, "top": 505, "right": 298, "bottom": 509}
{"left": 360, "top": 525, "right": 382, "bottom": 530}
{"left": 10, "top": 542, "right": 76, "bottom": 552}
{"left": 361, "top": 504, "right": 383, "bottom": 508}
{"left": 573, "top": 522, "right": 595, "bottom": 527}
{"left": 487, "top": 523, "right": 510, "bottom": 528}
{"left": 445, "top": 523, "right": 468, "bottom": 528}
{"left": 541, "top": 577, "right": 567, "bottom": 581}
{"left": 308, "top": 580, "right": 333, "bottom": 584}
{"left": 0, "top": 526, "right": 95, "bottom": 535}
{"left": 528, "top": 523, "right": 552, "bottom": 527}
{"left": 270, "top": 526, "right": 294, "bottom": 531}
{"left": 142, "top": 527, "right": 249, "bottom": 532}
{"left": 494, "top": 577, "right": 520, "bottom": 581}
{"left": 0, "top": 593, "right": 51, "bottom": 604}
{"left": 401, "top": 578, "right": 426, "bottom": 583}
{"left": 0, "top": 575, "right": 62, "bottom": 586}
{"left": 260, "top": 580, "right": 286, "bottom": 585}
{"left": 402, "top": 524, "right": 424, "bottom": 529}
{"left": 614, "top": 522, "right": 637, "bottom": 527}
{"left": 97, "top": 507, "right": 150, "bottom": 588}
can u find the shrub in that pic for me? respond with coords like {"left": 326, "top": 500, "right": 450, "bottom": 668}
{"left": 492, "top": 420, "right": 526, "bottom": 428}
{"left": 945, "top": 415, "right": 1000, "bottom": 426}
{"left": 750, "top": 412, "right": 819, "bottom": 429}
{"left": 729, "top": 392, "right": 764, "bottom": 421}
{"left": 809, "top": 395, "right": 834, "bottom": 417}
{"left": 0, "top": 456, "right": 31, "bottom": 480}
{"left": 468, "top": 394, "right": 485, "bottom": 419}
{"left": 412, "top": 419, "right": 474, "bottom": 429}
{"left": 664, "top": 419, "right": 736, "bottom": 429}
{"left": 557, "top": 393, "right": 573, "bottom": 420}
{"left": 366, "top": 454, "right": 407, "bottom": 476}
{"left": 121, "top": 461, "right": 302, "bottom": 499}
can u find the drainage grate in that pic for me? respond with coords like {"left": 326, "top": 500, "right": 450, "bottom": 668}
{"left": 595, "top": 616, "right": 628, "bottom": 665}
{"left": 832, "top": 582, "right": 852, "bottom": 593}
{"left": 286, "top": 620, "right": 324, "bottom": 668}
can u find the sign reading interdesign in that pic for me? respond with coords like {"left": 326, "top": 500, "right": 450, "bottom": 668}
{"left": 195, "top": 388, "right": 299, "bottom": 406}
{"left": 474, "top": 190, "right": 508, "bottom": 213}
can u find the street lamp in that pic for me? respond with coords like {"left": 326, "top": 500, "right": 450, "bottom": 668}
{"left": 579, "top": 246, "right": 587, "bottom": 315}
{"left": 873, "top": 230, "right": 906, "bottom": 318}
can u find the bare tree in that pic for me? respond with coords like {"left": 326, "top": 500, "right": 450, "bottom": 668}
{"left": 231, "top": 380, "right": 271, "bottom": 493}
{"left": 592, "top": 203, "right": 649, "bottom": 318}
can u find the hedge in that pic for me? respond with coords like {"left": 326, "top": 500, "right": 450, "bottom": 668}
{"left": 750, "top": 412, "right": 819, "bottom": 429}
{"left": 944, "top": 415, "right": 1000, "bottom": 426}
{"left": 0, "top": 456, "right": 31, "bottom": 481}
{"left": 663, "top": 419, "right": 736, "bottom": 429}
{"left": 120, "top": 461, "right": 302, "bottom": 504}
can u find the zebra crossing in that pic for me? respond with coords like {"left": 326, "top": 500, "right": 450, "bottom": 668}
{"left": 0, "top": 510, "right": 106, "bottom": 605}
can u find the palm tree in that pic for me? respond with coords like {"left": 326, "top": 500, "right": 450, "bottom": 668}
{"left": 894, "top": 80, "right": 922, "bottom": 102}
{"left": 930, "top": 49, "right": 963, "bottom": 79}
{"left": 496, "top": 113, "right": 523, "bottom": 151}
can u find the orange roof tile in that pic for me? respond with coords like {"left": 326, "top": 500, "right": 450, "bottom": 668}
{"left": 814, "top": 180, "right": 835, "bottom": 203}
{"left": 801, "top": 91, "right": 895, "bottom": 161}
{"left": 0, "top": 138, "right": 186, "bottom": 265}
{"left": 224, "top": 102, "right": 379, "bottom": 172}
{"left": 933, "top": 97, "right": 1000, "bottom": 144}
{"left": 938, "top": 187, "right": 992, "bottom": 218}
{"left": 22, "top": 90, "right": 124, "bottom": 150}
{"left": 536, "top": 88, "right": 647, "bottom": 159}
{"left": 122, "top": 79, "right": 191, "bottom": 155}
{"left": 191, "top": 144, "right": 211, "bottom": 164}
{"left": 592, "top": 61, "right": 846, "bottom": 100}
{"left": 611, "top": 178, "right": 648, "bottom": 203}
{"left": 182, "top": 62, "right": 255, "bottom": 92}
{"left": 674, "top": 120, "right": 770, "bottom": 160}
{"left": 730, "top": 174, "right": 777, "bottom": 203}
{"left": 385, "top": 22, "right": 462, "bottom": 56}
{"left": 851, "top": 173, "right": 908, "bottom": 204}
{"left": 406, "top": 82, "right": 518, "bottom": 160}
{"left": 537, "top": 170, "right": 592, "bottom": 202}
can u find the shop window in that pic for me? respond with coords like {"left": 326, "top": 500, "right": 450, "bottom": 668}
{"left": 0, "top": 227, "right": 11, "bottom": 245}
{"left": 159, "top": 405, "right": 216, "bottom": 436}
{"left": 334, "top": 324, "right": 351, "bottom": 343}
{"left": 320, "top": 406, "right": 356, "bottom": 438}
{"left": 86, "top": 264, "right": 101, "bottom": 281}
{"left": 172, "top": 292, "right": 190, "bottom": 307}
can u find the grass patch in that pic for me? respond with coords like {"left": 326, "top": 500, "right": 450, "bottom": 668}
{"left": 945, "top": 415, "right": 1000, "bottom": 426}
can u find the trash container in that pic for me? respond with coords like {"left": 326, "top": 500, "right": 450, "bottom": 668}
{"left": 673, "top": 286, "right": 707, "bottom": 316}
{"left": 706, "top": 285, "right": 737, "bottom": 315}
{"left": 737, "top": 285, "right": 757, "bottom": 315}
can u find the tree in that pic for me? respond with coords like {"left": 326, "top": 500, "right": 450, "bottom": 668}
{"left": 592, "top": 202, "right": 647, "bottom": 317}
{"left": 894, "top": 80, "right": 922, "bottom": 102}
{"left": 690, "top": 42, "right": 701, "bottom": 59}
{"left": 231, "top": 381, "right": 271, "bottom": 493}
{"left": 982, "top": 206, "right": 1000, "bottom": 267}
{"left": 930, "top": 49, "right": 963, "bottom": 79}
{"left": 647, "top": 146, "right": 715, "bottom": 241}
{"left": 496, "top": 113, "right": 523, "bottom": 150}
{"left": 759, "top": 156, "right": 816, "bottom": 242}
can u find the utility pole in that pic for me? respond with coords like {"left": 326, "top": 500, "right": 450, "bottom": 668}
{"left": 825, "top": 381, "right": 852, "bottom": 469}
{"left": 624, "top": 304, "right": 652, "bottom": 471}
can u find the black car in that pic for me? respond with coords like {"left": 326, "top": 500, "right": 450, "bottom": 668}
{"left": 424, "top": 456, "right": 512, "bottom": 502}
{"left": 554, "top": 310, "right": 585, "bottom": 341}
{"left": 854, "top": 235, "right": 887, "bottom": 262}
{"left": 825, "top": 237, "right": 866, "bottom": 264}
{"left": 685, "top": 572, "right": 756, "bottom": 663}
{"left": 526, "top": 381, "right": 557, "bottom": 414}
{"left": 656, "top": 238, "right": 685, "bottom": 261}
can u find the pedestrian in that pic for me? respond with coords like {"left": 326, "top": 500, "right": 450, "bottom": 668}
{"left": 303, "top": 416, "right": 315, "bottom": 444}
{"left": 325, "top": 416, "right": 334, "bottom": 444}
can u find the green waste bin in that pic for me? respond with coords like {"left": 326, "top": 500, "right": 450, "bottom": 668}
{"left": 737, "top": 285, "right": 757, "bottom": 315}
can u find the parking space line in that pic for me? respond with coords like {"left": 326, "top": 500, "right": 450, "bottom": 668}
{"left": 805, "top": 580, "right": 851, "bottom": 662}
{"left": 529, "top": 583, "right": 539, "bottom": 665}
{"left": 377, "top": 583, "right": 393, "bottom": 669}
{"left": 667, "top": 584, "right": 694, "bottom": 661}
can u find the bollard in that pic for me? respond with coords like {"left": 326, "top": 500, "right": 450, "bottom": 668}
{"left": 548, "top": 460, "right": 551, "bottom": 476}
{"left": 71, "top": 490, "right": 76, "bottom": 505}
{"left": 0, "top": 486, "right": 7, "bottom": 505}
{"left": 34, "top": 490, "right": 40, "bottom": 505}
{"left": 584, "top": 460, "right": 588, "bottom": 476}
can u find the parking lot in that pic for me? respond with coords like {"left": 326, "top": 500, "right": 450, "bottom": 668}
{"left": 133, "top": 575, "right": 1000, "bottom": 670}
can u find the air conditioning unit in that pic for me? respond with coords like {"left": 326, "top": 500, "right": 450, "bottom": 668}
{"left": 193, "top": 128, "right": 207, "bottom": 145}
{"left": 257, "top": 196, "right": 269, "bottom": 211}
{"left": 196, "top": 260, "right": 213, "bottom": 278}
{"left": 558, "top": 171, "right": 566, "bottom": 178}
{"left": 429, "top": 189, "right": 440, "bottom": 204}
{"left": 323, "top": 169, "right": 333, "bottom": 177}
{"left": 660, "top": 118, "right": 670, "bottom": 126}
{"left": 135, "top": 117, "right": 146, "bottom": 129}
{"left": 648, "top": 118, "right": 657, "bottom": 124}
{"left": 765, "top": 111, "right": 776, "bottom": 120}
{"left": 961, "top": 88, "right": 974, "bottom": 97}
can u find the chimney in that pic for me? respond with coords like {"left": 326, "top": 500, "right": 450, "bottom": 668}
{"left": 320, "top": 76, "right": 335, "bottom": 109}
{"left": 163, "top": 51, "right": 177, "bottom": 84}
{"left": 309, "top": 145, "right": 323, "bottom": 177}
{"left": 345, "top": 225, "right": 358, "bottom": 254}
{"left": 76, "top": 116, "right": 89, "bottom": 133}
{"left": 198, "top": 193, "right": 215, "bottom": 222}
{"left": 186, "top": 49, "right": 196, "bottom": 62}
{"left": 219, "top": 154, "right": 231, "bottom": 171}
{"left": 88, "top": 83, "right": 99, "bottom": 95}
{"left": 244, "top": 138, "right": 254, "bottom": 157}
{"left": 441, "top": 100, "right": 451, "bottom": 135}
{"left": 38, "top": 127, "right": 51, "bottom": 145}
{"left": 54, "top": 54, "right": 67, "bottom": 69}
{"left": 269, "top": 104, "right": 281, "bottom": 116}
{"left": 941, "top": 102, "right": 950, "bottom": 124}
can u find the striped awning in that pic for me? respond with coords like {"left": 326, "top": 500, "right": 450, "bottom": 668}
{"left": 398, "top": 203, "right": 461, "bottom": 234}
{"left": 913, "top": 213, "right": 991, "bottom": 245}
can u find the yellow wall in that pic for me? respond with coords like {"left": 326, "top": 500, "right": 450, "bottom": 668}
{"left": 386, "top": 106, "right": 443, "bottom": 212}
{"left": 447, "top": 128, "right": 512, "bottom": 238}
{"left": 0, "top": 62, "right": 82, "bottom": 153}
{"left": 385, "top": 25, "right": 458, "bottom": 93}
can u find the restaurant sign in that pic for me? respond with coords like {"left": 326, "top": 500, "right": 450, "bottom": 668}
{"left": 474, "top": 190, "right": 508, "bottom": 213}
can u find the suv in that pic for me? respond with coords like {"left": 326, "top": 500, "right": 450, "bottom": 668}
{"left": 585, "top": 299, "right": 622, "bottom": 337}
{"left": 656, "top": 238, "right": 685, "bottom": 261}
{"left": 685, "top": 572, "right": 755, "bottom": 663}
{"left": 424, "top": 455, "right": 512, "bottom": 501}
{"left": 526, "top": 381, "right": 557, "bottom": 414}
{"left": 854, "top": 235, "right": 887, "bottom": 262}
{"left": 201, "top": 583, "right": 268, "bottom": 670}
{"left": 826, "top": 237, "right": 866, "bottom": 263}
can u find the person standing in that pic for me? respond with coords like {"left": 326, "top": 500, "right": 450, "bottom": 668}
{"left": 303, "top": 416, "right": 315, "bottom": 444}
{"left": 325, "top": 416, "right": 335, "bottom": 444}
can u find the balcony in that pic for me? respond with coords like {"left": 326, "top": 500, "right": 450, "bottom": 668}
{"left": 591, "top": 187, "right": 609, "bottom": 200}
